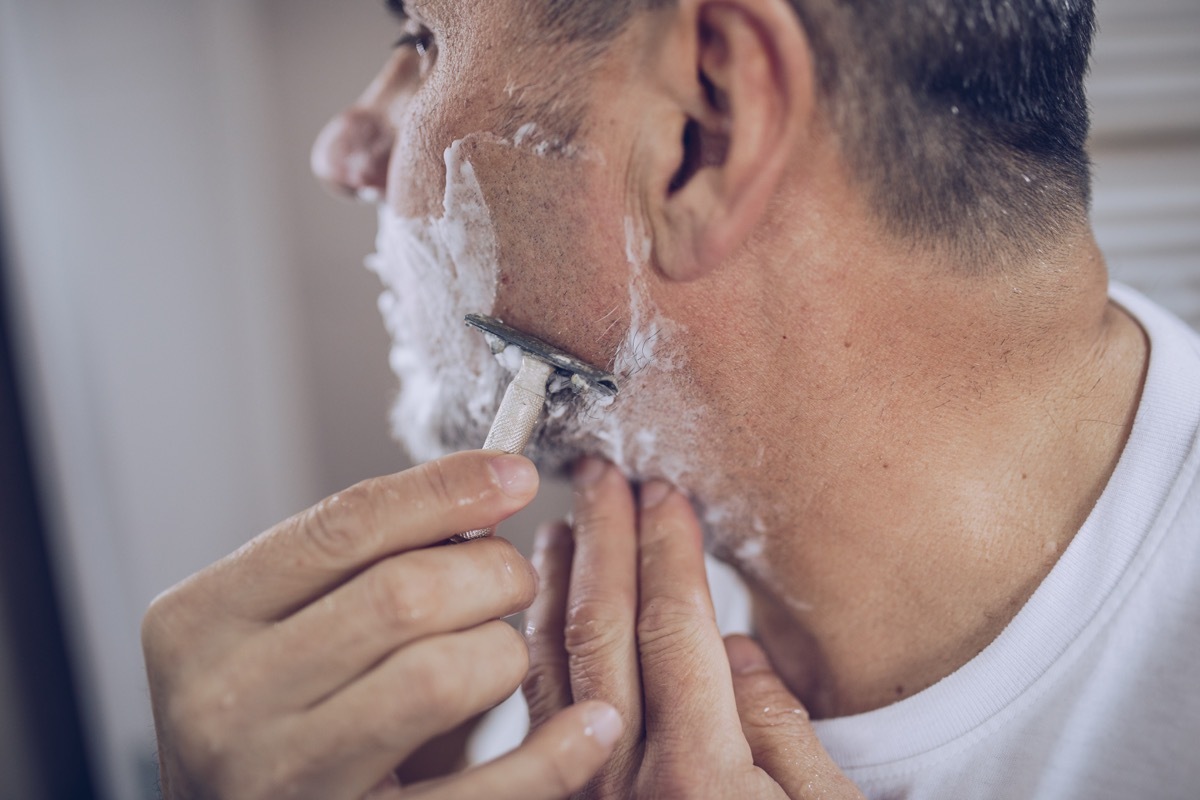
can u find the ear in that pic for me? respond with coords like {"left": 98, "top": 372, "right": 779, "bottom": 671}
{"left": 646, "top": 0, "right": 816, "bottom": 282}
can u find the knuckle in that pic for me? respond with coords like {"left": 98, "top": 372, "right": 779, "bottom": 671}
{"left": 157, "top": 676, "right": 301, "bottom": 800}
{"left": 166, "top": 688, "right": 228, "bottom": 773}
{"left": 738, "top": 677, "right": 811, "bottom": 729}
{"left": 302, "top": 481, "right": 376, "bottom": 562}
{"left": 563, "top": 598, "right": 630, "bottom": 663}
{"left": 366, "top": 561, "right": 431, "bottom": 632}
{"left": 390, "top": 623, "right": 529, "bottom": 733}
{"left": 141, "top": 588, "right": 179, "bottom": 661}
{"left": 397, "top": 653, "right": 469, "bottom": 725}
{"left": 521, "top": 662, "right": 561, "bottom": 724}
{"left": 141, "top": 578, "right": 207, "bottom": 670}
{"left": 460, "top": 622, "right": 529, "bottom": 707}
{"left": 489, "top": 621, "right": 531, "bottom": 685}
{"left": 487, "top": 540, "right": 538, "bottom": 610}
{"left": 636, "top": 595, "right": 705, "bottom": 654}
{"left": 414, "top": 458, "right": 463, "bottom": 512}
{"left": 570, "top": 505, "right": 622, "bottom": 540}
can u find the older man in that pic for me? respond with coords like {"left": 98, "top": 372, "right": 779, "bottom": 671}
{"left": 142, "top": 0, "right": 1200, "bottom": 797}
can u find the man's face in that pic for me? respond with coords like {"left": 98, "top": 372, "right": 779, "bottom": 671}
{"left": 314, "top": 0, "right": 712, "bottom": 487}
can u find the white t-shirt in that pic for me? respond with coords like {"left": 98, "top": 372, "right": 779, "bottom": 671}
{"left": 471, "top": 283, "right": 1200, "bottom": 799}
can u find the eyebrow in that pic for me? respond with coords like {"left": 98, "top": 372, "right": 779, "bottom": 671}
{"left": 385, "top": 0, "right": 407, "bottom": 20}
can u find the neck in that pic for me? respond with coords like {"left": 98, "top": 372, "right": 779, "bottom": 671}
{"left": 694, "top": 226, "right": 1148, "bottom": 718}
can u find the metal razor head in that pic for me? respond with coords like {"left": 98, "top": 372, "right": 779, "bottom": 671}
{"left": 465, "top": 313, "right": 619, "bottom": 397}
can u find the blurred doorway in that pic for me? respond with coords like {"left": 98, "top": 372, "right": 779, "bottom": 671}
{"left": 0, "top": 214, "right": 96, "bottom": 800}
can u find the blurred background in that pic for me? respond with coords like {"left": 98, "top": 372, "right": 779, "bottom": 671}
{"left": 0, "top": 1, "right": 1196, "bottom": 798}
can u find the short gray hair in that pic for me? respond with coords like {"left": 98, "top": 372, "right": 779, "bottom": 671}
{"left": 530, "top": 0, "right": 1097, "bottom": 261}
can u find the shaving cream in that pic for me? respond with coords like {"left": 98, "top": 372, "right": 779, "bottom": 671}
{"left": 369, "top": 130, "right": 774, "bottom": 572}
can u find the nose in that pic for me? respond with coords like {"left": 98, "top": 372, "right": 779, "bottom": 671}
{"left": 311, "top": 106, "right": 393, "bottom": 202}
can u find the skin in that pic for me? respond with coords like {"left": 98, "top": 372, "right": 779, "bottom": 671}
{"left": 522, "top": 459, "right": 862, "bottom": 798}
{"left": 144, "top": 0, "right": 1150, "bottom": 796}
{"left": 142, "top": 453, "right": 625, "bottom": 799}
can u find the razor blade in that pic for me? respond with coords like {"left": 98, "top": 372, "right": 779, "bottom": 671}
{"left": 465, "top": 313, "right": 619, "bottom": 396}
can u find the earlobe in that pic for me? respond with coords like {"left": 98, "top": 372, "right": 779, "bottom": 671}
{"left": 653, "top": 0, "right": 815, "bottom": 282}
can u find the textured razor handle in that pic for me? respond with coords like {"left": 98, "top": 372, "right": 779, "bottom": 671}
{"left": 481, "top": 358, "right": 553, "bottom": 454}
{"left": 456, "top": 356, "right": 553, "bottom": 541}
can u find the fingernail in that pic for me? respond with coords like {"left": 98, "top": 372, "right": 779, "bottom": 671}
{"left": 582, "top": 703, "right": 622, "bottom": 748}
{"left": 727, "top": 637, "right": 770, "bottom": 676}
{"left": 573, "top": 457, "right": 607, "bottom": 488}
{"left": 490, "top": 456, "right": 538, "bottom": 498}
{"left": 639, "top": 480, "right": 671, "bottom": 510}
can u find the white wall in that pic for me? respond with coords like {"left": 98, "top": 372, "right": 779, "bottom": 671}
{"left": 1091, "top": 0, "right": 1200, "bottom": 326}
{"left": 252, "top": 0, "right": 409, "bottom": 496}
{"left": 0, "top": 1, "right": 1196, "bottom": 799}
{"left": 0, "top": 2, "right": 325, "bottom": 798}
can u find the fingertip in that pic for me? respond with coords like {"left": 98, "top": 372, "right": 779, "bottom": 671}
{"left": 639, "top": 480, "right": 672, "bottom": 510}
{"left": 573, "top": 457, "right": 608, "bottom": 489}
{"left": 489, "top": 454, "right": 540, "bottom": 500}
{"left": 634, "top": 488, "right": 705, "bottom": 581}
{"left": 635, "top": 482, "right": 700, "bottom": 539}
{"left": 579, "top": 701, "right": 623, "bottom": 750}
{"left": 725, "top": 634, "right": 771, "bottom": 676}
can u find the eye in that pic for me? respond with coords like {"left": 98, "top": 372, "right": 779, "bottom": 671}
{"left": 393, "top": 28, "right": 434, "bottom": 57}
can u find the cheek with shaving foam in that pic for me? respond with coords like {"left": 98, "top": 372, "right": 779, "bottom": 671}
{"left": 368, "top": 140, "right": 508, "bottom": 460}
{"left": 367, "top": 130, "right": 759, "bottom": 551}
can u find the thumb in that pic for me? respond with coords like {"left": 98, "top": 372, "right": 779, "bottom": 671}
{"left": 725, "top": 635, "right": 863, "bottom": 800}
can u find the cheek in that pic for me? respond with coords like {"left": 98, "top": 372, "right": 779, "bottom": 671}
{"left": 385, "top": 46, "right": 522, "bottom": 219}
{"left": 387, "top": 113, "right": 449, "bottom": 219}
{"left": 385, "top": 74, "right": 481, "bottom": 220}
{"left": 467, "top": 144, "right": 632, "bottom": 371}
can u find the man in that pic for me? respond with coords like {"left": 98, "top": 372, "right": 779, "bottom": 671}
{"left": 141, "top": 0, "right": 1200, "bottom": 797}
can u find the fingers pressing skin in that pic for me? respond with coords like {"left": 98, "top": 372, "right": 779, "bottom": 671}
{"left": 406, "top": 702, "right": 623, "bottom": 800}
{"left": 242, "top": 536, "right": 537, "bottom": 710}
{"left": 563, "top": 459, "right": 643, "bottom": 750}
{"left": 523, "top": 521, "right": 575, "bottom": 730}
{"left": 726, "top": 635, "right": 865, "bottom": 800}
{"left": 511, "top": 467, "right": 858, "bottom": 800}
{"left": 636, "top": 482, "right": 751, "bottom": 766}
{"left": 189, "top": 452, "right": 540, "bottom": 623}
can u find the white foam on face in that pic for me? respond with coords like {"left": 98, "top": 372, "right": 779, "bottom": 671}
{"left": 368, "top": 131, "right": 768, "bottom": 557}
{"left": 731, "top": 529, "right": 813, "bottom": 614}
{"left": 368, "top": 129, "right": 812, "bottom": 618}
{"left": 736, "top": 536, "right": 765, "bottom": 561}
{"left": 370, "top": 123, "right": 618, "bottom": 461}
{"left": 368, "top": 140, "right": 510, "bottom": 461}
{"left": 512, "top": 122, "right": 539, "bottom": 147}
{"left": 496, "top": 344, "right": 525, "bottom": 373}
{"left": 508, "top": 121, "right": 588, "bottom": 161}
{"left": 527, "top": 215, "right": 708, "bottom": 485}
{"left": 368, "top": 123, "right": 708, "bottom": 479}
